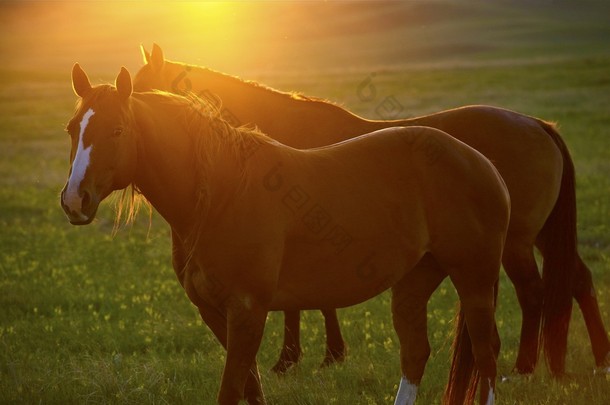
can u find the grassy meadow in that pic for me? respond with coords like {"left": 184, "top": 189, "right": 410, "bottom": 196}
{"left": 1, "top": 1, "right": 609, "bottom": 404}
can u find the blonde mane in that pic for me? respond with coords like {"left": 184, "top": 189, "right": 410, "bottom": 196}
{"left": 112, "top": 89, "right": 271, "bottom": 235}
{"left": 135, "top": 90, "right": 272, "bottom": 266}
{"left": 173, "top": 60, "right": 339, "bottom": 107}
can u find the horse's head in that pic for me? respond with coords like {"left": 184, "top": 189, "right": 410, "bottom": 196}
{"left": 61, "top": 64, "right": 138, "bottom": 225}
{"left": 135, "top": 43, "right": 196, "bottom": 96}
{"left": 133, "top": 43, "right": 169, "bottom": 92}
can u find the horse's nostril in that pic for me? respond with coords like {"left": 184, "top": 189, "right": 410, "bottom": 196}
{"left": 81, "top": 190, "right": 91, "bottom": 209}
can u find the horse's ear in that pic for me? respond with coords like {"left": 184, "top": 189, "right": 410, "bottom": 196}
{"left": 72, "top": 63, "right": 92, "bottom": 97}
{"left": 116, "top": 67, "right": 132, "bottom": 100}
{"left": 141, "top": 44, "right": 151, "bottom": 64}
{"left": 150, "top": 43, "right": 164, "bottom": 72}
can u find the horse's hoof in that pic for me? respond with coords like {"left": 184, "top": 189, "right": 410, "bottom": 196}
{"left": 319, "top": 356, "right": 341, "bottom": 368}
{"left": 594, "top": 352, "right": 610, "bottom": 375}
{"left": 271, "top": 360, "right": 297, "bottom": 375}
{"left": 500, "top": 373, "right": 533, "bottom": 383}
{"left": 593, "top": 366, "right": 610, "bottom": 376}
{"left": 319, "top": 347, "right": 347, "bottom": 368}
{"left": 512, "top": 362, "right": 536, "bottom": 376}
{"left": 271, "top": 348, "right": 302, "bottom": 375}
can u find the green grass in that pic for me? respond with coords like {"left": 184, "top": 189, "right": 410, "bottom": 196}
{"left": 1, "top": 1, "right": 610, "bottom": 404}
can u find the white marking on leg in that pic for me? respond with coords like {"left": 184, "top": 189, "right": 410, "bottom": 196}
{"left": 485, "top": 378, "right": 495, "bottom": 405}
{"left": 594, "top": 350, "right": 610, "bottom": 374}
{"left": 64, "top": 108, "right": 95, "bottom": 214}
{"left": 394, "top": 376, "right": 417, "bottom": 405}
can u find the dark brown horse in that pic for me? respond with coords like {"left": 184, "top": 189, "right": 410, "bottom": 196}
{"left": 133, "top": 43, "right": 610, "bottom": 379}
{"left": 61, "top": 64, "right": 510, "bottom": 404}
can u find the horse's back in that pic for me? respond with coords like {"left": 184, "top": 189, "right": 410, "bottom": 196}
{"left": 300, "top": 125, "right": 510, "bottom": 244}
{"left": 362, "top": 125, "right": 510, "bottom": 280}
{"left": 384, "top": 126, "right": 510, "bottom": 236}
{"left": 317, "top": 125, "right": 508, "bottom": 201}
{"left": 404, "top": 106, "right": 561, "bottom": 236}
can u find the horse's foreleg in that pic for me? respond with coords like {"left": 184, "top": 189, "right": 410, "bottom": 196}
{"left": 271, "top": 310, "right": 302, "bottom": 374}
{"left": 218, "top": 301, "right": 268, "bottom": 405}
{"left": 172, "top": 235, "right": 267, "bottom": 404}
{"left": 573, "top": 254, "right": 610, "bottom": 370}
{"left": 196, "top": 301, "right": 266, "bottom": 405}
{"left": 502, "top": 240, "right": 542, "bottom": 374}
{"left": 321, "top": 308, "right": 346, "bottom": 367}
{"left": 392, "top": 255, "right": 445, "bottom": 405}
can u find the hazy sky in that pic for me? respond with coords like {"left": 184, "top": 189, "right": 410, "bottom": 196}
{"left": 1, "top": 1, "right": 411, "bottom": 75}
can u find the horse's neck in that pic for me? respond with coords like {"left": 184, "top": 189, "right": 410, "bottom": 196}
{"left": 163, "top": 62, "right": 427, "bottom": 147}
{"left": 163, "top": 64, "right": 339, "bottom": 143}
{"left": 131, "top": 96, "right": 253, "bottom": 237}
{"left": 131, "top": 98, "right": 199, "bottom": 235}
{"left": 173, "top": 64, "right": 420, "bottom": 143}
{"left": 170, "top": 63, "right": 285, "bottom": 125}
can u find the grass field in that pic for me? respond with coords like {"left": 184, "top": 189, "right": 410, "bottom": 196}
{"left": 1, "top": 1, "right": 609, "bottom": 404}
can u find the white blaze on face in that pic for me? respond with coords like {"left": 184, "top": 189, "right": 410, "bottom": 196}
{"left": 64, "top": 108, "right": 95, "bottom": 213}
{"left": 394, "top": 376, "right": 418, "bottom": 405}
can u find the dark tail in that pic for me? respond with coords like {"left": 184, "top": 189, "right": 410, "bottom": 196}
{"left": 443, "top": 304, "right": 478, "bottom": 405}
{"left": 536, "top": 120, "right": 577, "bottom": 376}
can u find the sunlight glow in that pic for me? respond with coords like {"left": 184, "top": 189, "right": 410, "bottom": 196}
{"left": 175, "top": 2, "right": 259, "bottom": 65}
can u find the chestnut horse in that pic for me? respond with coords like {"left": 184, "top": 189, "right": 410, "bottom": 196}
{"left": 61, "top": 64, "right": 509, "bottom": 404}
{"left": 132, "top": 44, "right": 610, "bottom": 378}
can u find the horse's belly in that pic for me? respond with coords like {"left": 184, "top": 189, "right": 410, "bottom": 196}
{"left": 269, "top": 240, "right": 422, "bottom": 311}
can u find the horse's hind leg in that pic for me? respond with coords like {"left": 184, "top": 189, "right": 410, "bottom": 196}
{"left": 392, "top": 254, "right": 446, "bottom": 404}
{"left": 458, "top": 290, "right": 498, "bottom": 404}
{"left": 320, "top": 308, "right": 347, "bottom": 367}
{"left": 573, "top": 253, "right": 610, "bottom": 369}
{"left": 448, "top": 264, "right": 500, "bottom": 405}
{"left": 272, "top": 311, "right": 345, "bottom": 373}
{"left": 502, "top": 237, "right": 543, "bottom": 374}
{"left": 271, "top": 310, "right": 302, "bottom": 374}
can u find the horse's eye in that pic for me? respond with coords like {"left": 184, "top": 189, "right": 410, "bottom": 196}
{"left": 112, "top": 127, "right": 123, "bottom": 137}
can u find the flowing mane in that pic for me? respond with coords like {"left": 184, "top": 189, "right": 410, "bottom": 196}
{"left": 139, "top": 89, "right": 272, "bottom": 162}
{"left": 133, "top": 90, "right": 276, "bottom": 270}
{"left": 79, "top": 86, "right": 272, "bottom": 231}
{"left": 175, "top": 91, "right": 272, "bottom": 219}
{"left": 170, "top": 60, "right": 344, "bottom": 107}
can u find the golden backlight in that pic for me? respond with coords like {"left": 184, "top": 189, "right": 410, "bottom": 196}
{"left": 3, "top": 1, "right": 437, "bottom": 76}
{"left": 1, "top": 1, "right": 302, "bottom": 74}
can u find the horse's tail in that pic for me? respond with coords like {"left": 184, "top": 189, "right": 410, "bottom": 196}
{"left": 443, "top": 303, "right": 478, "bottom": 405}
{"left": 536, "top": 120, "right": 577, "bottom": 377}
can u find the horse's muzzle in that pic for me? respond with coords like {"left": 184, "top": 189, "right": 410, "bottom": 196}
{"left": 60, "top": 186, "right": 99, "bottom": 225}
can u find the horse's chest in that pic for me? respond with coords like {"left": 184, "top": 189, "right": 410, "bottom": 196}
{"left": 181, "top": 246, "right": 281, "bottom": 310}
{"left": 183, "top": 265, "right": 231, "bottom": 309}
